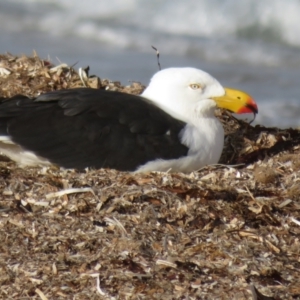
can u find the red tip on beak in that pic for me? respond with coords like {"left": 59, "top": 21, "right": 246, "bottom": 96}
{"left": 237, "top": 98, "right": 258, "bottom": 114}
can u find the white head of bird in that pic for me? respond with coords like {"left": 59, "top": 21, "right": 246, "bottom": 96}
{"left": 142, "top": 67, "right": 257, "bottom": 124}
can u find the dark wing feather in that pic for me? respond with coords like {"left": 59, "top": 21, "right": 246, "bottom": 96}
{"left": 0, "top": 88, "right": 188, "bottom": 171}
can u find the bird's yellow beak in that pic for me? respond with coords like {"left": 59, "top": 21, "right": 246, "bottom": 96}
{"left": 212, "top": 88, "right": 258, "bottom": 114}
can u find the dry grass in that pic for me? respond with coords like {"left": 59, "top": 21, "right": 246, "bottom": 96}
{"left": 0, "top": 53, "right": 300, "bottom": 299}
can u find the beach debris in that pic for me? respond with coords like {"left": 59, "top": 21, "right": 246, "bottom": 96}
{"left": 0, "top": 52, "right": 299, "bottom": 299}
{"left": 0, "top": 67, "right": 11, "bottom": 76}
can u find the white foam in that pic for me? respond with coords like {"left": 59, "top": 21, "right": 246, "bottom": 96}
{"left": 1, "top": 0, "right": 300, "bottom": 66}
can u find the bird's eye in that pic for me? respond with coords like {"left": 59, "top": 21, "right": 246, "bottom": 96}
{"left": 189, "top": 83, "right": 202, "bottom": 90}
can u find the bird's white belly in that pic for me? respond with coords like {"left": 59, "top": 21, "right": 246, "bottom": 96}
{"left": 136, "top": 118, "right": 224, "bottom": 173}
{"left": 0, "top": 137, "right": 51, "bottom": 167}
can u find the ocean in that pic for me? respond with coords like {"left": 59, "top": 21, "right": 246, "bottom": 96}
{"left": 1, "top": 0, "right": 300, "bottom": 128}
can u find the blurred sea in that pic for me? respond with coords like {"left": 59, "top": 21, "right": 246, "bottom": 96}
{"left": 1, "top": 0, "right": 300, "bottom": 128}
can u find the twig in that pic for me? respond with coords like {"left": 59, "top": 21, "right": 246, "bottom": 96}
{"left": 46, "top": 187, "right": 95, "bottom": 199}
{"left": 197, "top": 163, "right": 245, "bottom": 172}
{"left": 151, "top": 46, "right": 161, "bottom": 70}
{"left": 290, "top": 217, "right": 300, "bottom": 226}
{"left": 35, "top": 288, "right": 48, "bottom": 300}
{"left": 245, "top": 186, "right": 256, "bottom": 202}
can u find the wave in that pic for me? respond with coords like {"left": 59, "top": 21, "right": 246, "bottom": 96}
{"left": 1, "top": 0, "right": 300, "bottom": 66}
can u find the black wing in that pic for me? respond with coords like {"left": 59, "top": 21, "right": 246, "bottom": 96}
{"left": 0, "top": 89, "right": 188, "bottom": 171}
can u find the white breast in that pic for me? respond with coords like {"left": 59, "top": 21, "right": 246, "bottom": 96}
{"left": 136, "top": 116, "right": 224, "bottom": 173}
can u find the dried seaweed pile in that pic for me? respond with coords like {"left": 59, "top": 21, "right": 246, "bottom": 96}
{"left": 0, "top": 53, "right": 300, "bottom": 299}
{"left": 0, "top": 52, "right": 145, "bottom": 98}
